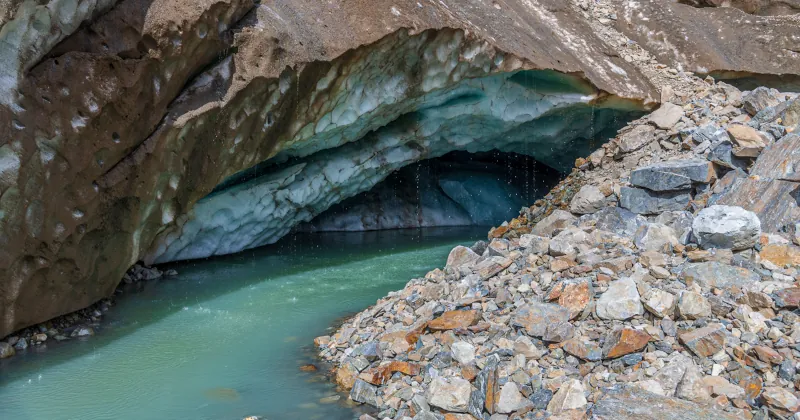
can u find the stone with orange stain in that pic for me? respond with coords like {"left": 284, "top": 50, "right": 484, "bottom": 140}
{"left": 759, "top": 244, "right": 800, "bottom": 267}
{"left": 299, "top": 364, "right": 318, "bottom": 372}
{"left": 548, "top": 278, "right": 592, "bottom": 319}
{"left": 359, "top": 361, "right": 421, "bottom": 385}
{"left": 602, "top": 328, "right": 650, "bottom": 359}
{"left": 428, "top": 310, "right": 480, "bottom": 331}
{"left": 335, "top": 362, "right": 359, "bottom": 390}
{"left": 380, "top": 330, "right": 415, "bottom": 354}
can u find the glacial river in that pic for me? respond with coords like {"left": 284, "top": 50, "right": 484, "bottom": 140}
{"left": 0, "top": 227, "right": 485, "bottom": 420}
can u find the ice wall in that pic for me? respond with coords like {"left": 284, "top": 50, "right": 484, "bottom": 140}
{"left": 144, "top": 70, "right": 639, "bottom": 264}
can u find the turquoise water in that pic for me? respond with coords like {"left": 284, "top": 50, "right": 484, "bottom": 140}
{"left": 0, "top": 227, "right": 485, "bottom": 420}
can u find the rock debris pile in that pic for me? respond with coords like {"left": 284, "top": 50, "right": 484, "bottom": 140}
{"left": 316, "top": 83, "right": 800, "bottom": 419}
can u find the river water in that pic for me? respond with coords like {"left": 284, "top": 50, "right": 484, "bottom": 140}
{"left": 0, "top": 227, "right": 486, "bottom": 420}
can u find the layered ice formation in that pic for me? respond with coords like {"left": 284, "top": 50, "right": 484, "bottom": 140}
{"left": 144, "top": 70, "right": 639, "bottom": 264}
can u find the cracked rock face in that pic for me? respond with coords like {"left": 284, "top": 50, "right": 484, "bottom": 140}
{"left": 0, "top": 0, "right": 799, "bottom": 338}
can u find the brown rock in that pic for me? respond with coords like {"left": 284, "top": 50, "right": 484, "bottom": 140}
{"left": 727, "top": 125, "right": 766, "bottom": 157}
{"left": 761, "top": 386, "right": 800, "bottom": 416}
{"left": 603, "top": 328, "right": 650, "bottom": 359}
{"left": 335, "top": 362, "right": 359, "bottom": 390}
{"left": 428, "top": 310, "right": 480, "bottom": 331}
{"left": 775, "top": 287, "right": 800, "bottom": 308}
{"left": 548, "top": 278, "right": 592, "bottom": 319}
{"left": 752, "top": 346, "right": 783, "bottom": 365}
{"left": 759, "top": 244, "right": 800, "bottom": 267}
{"left": 360, "top": 361, "right": 421, "bottom": 385}
{"left": 562, "top": 338, "right": 603, "bottom": 362}
{"left": 299, "top": 364, "right": 318, "bottom": 372}
{"left": 679, "top": 323, "right": 726, "bottom": 357}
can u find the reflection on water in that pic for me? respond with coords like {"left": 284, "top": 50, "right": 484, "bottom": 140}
{"left": 0, "top": 227, "right": 486, "bottom": 420}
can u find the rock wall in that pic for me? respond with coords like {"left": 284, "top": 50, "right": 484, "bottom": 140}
{"left": 1, "top": 0, "right": 800, "bottom": 337}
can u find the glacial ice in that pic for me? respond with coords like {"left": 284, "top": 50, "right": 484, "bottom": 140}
{"left": 145, "top": 69, "right": 638, "bottom": 264}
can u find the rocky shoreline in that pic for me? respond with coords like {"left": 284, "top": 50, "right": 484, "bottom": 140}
{"left": 315, "top": 82, "right": 800, "bottom": 419}
{"left": 0, "top": 264, "right": 175, "bottom": 360}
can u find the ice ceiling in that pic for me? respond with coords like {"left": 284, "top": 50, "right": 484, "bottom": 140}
{"left": 144, "top": 68, "right": 641, "bottom": 264}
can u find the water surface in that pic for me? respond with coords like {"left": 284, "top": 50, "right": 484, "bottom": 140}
{"left": 0, "top": 227, "right": 485, "bottom": 420}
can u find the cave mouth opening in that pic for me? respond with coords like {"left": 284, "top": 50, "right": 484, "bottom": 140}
{"left": 144, "top": 67, "right": 647, "bottom": 265}
{"left": 297, "top": 150, "right": 562, "bottom": 233}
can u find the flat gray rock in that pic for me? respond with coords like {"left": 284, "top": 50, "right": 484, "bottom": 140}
{"left": 591, "top": 385, "right": 741, "bottom": 420}
{"left": 620, "top": 187, "right": 691, "bottom": 215}
{"left": 630, "top": 159, "right": 714, "bottom": 192}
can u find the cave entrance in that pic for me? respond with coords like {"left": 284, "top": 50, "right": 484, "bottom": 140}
{"left": 298, "top": 150, "right": 562, "bottom": 232}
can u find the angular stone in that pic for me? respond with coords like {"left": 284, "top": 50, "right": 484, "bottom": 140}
{"left": 774, "top": 287, "right": 800, "bottom": 308}
{"left": 596, "top": 278, "right": 643, "bottom": 321}
{"left": 701, "top": 376, "right": 745, "bottom": 399}
{"left": 543, "top": 321, "right": 574, "bottom": 343}
{"left": 642, "top": 288, "right": 676, "bottom": 318}
{"left": 727, "top": 124, "right": 766, "bottom": 157}
{"left": 732, "top": 304, "right": 767, "bottom": 333}
{"left": 470, "top": 355, "right": 498, "bottom": 417}
{"left": 742, "top": 87, "right": 782, "bottom": 116}
{"left": 716, "top": 134, "right": 800, "bottom": 232}
{"left": 496, "top": 382, "right": 534, "bottom": 414}
{"left": 761, "top": 386, "right": 800, "bottom": 416}
{"left": 654, "top": 210, "right": 693, "bottom": 244}
{"left": 548, "top": 278, "right": 592, "bottom": 319}
{"left": 549, "top": 227, "right": 590, "bottom": 257}
{"left": 603, "top": 328, "right": 650, "bottom": 359}
{"left": 592, "top": 385, "right": 741, "bottom": 420}
{"left": 0, "top": 342, "right": 15, "bottom": 359}
{"left": 580, "top": 207, "right": 647, "bottom": 237}
{"left": 649, "top": 102, "right": 683, "bottom": 129}
{"left": 428, "top": 310, "right": 480, "bottom": 331}
{"left": 547, "top": 378, "right": 587, "bottom": 414}
{"left": 569, "top": 185, "right": 606, "bottom": 214}
{"left": 620, "top": 187, "right": 691, "bottom": 215}
{"left": 759, "top": 244, "right": 800, "bottom": 267}
{"left": 511, "top": 303, "right": 570, "bottom": 338}
{"left": 617, "top": 124, "right": 657, "bottom": 154}
{"left": 634, "top": 223, "right": 679, "bottom": 252}
{"left": 513, "top": 336, "right": 543, "bottom": 359}
{"left": 427, "top": 376, "right": 472, "bottom": 413}
{"left": 360, "top": 361, "right": 421, "bottom": 385}
{"left": 752, "top": 345, "right": 783, "bottom": 365}
{"left": 708, "top": 141, "right": 749, "bottom": 170}
{"left": 692, "top": 205, "right": 761, "bottom": 251}
{"left": 630, "top": 159, "right": 714, "bottom": 192}
{"left": 475, "top": 257, "right": 513, "bottom": 281}
{"left": 531, "top": 210, "right": 577, "bottom": 237}
{"left": 447, "top": 246, "right": 480, "bottom": 268}
{"left": 679, "top": 323, "right": 726, "bottom": 357}
{"left": 336, "top": 362, "right": 360, "bottom": 390}
{"left": 518, "top": 234, "right": 550, "bottom": 255}
{"left": 562, "top": 338, "right": 602, "bottom": 362}
{"left": 350, "top": 379, "right": 379, "bottom": 407}
{"left": 451, "top": 341, "right": 475, "bottom": 365}
{"left": 680, "top": 262, "right": 760, "bottom": 291}
{"left": 677, "top": 291, "right": 711, "bottom": 320}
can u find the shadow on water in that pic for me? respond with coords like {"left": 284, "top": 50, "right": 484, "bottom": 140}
{"left": 2, "top": 227, "right": 485, "bottom": 375}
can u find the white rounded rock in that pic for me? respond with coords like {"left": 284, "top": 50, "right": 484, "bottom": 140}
{"left": 692, "top": 205, "right": 761, "bottom": 251}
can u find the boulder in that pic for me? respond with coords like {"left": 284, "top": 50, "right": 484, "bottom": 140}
{"left": 511, "top": 303, "right": 571, "bottom": 338}
{"left": 602, "top": 328, "right": 650, "bottom": 359}
{"left": 496, "top": 382, "right": 534, "bottom": 414}
{"left": 579, "top": 207, "right": 647, "bottom": 237}
{"left": 654, "top": 211, "right": 693, "bottom": 244}
{"left": 591, "top": 385, "right": 741, "bottom": 420}
{"left": 649, "top": 102, "right": 684, "bottom": 129}
{"left": 692, "top": 205, "right": 761, "bottom": 251}
{"left": 446, "top": 246, "right": 480, "bottom": 268}
{"left": 642, "top": 288, "right": 676, "bottom": 318}
{"left": 633, "top": 223, "right": 679, "bottom": 252}
{"left": 427, "top": 377, "right": 472, "bottom": 413}
{"left": 569, "top": 185, "right": 606, "bottom": 214}
{"left": 761, "top": 386, "right": 800, "bottom": 416}
{"left": 677, "top": 291, "right": 712, "bottom": 320}
{"left": 726, "top": 124, "right": 767, "bottom": 157}
{"left": 547, "top": 379, "right": 587, "bottom": 414}
{"left": 450, "top": 341, "right": 475, "bottom": 365}
{"left": 679, "top": 323, "right": 726, "bottom": 357}
{"left": 549, "top": 227, "right": 590, "bottom": 256}
{"left": 629, "top": 159, "right": 714, "bottom": 192}
{"left": 742, "top": 87, "right": 782, "bottom": 116}
{"left": 619, "top": 187, "right": 691, "bottom": 215}
{"left": 531, "top": 210, "right": 577, "bottom": 237}
{"left": 0, "top": 342, "right": 15, "bottom": 359}
{"left": 596, "top": 278, "right": 643, "bottom": 320}
{"left": 680, "top": 261, "right": 761, "bottom": 290}
{"left": 350, "top": 379, "right": 379, "bottom": 407}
